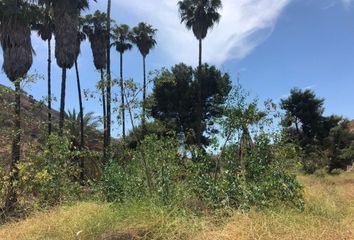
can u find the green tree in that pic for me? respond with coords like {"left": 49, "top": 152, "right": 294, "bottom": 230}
{"left": 83, "top": 10, "right": 109, "bottom": 159}
{"left": 65, "top": 109, "right": 101, "bottom": 150}
{"left": 112, "top": 24, "right": 133, "bottom": 139}
{"left": 0, "top": 0, "right": 36, "bottom": 213}
{"left": 131, "top": 23, "right": 157, "bottom": 129}
{"left": 324, "top": 120, "right": 354, "bottom": 171}
{"left": 150, "top": 63, "right": 231, "bottom": 148}
{"left": 280, "top": 88, "right": 343, "bottom": 172}
{"left": 281, "top": 88, "right": 324, "bottom": 140}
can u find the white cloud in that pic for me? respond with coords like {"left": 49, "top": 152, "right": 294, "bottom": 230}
{"left": 110, "top": 0, "right": 290, "bottom": 66}
{"left": 342, "top": 0, "right": 353, "bottom": 9}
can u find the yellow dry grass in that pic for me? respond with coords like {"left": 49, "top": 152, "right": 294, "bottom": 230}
{"left": 196, "top": 173, "right": 354, "bottom": 240}
{"left": 0, "top": 173, "right": 353, "bottom": 240}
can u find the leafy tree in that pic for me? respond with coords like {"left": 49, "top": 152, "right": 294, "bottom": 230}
{"left": 0, "top": 0, "right": 36, "bottom": 214}
{"left": 150, "top": 63, "right": 231, "bottom": 148}
{"left": 112, "top": 24, "right": 133, "bottom": 139}
{"left": 280, "top": 88, "right": 349, "bottom": 172}
{"left": 131, "top": 22, "right": 157, "bottom": 129}
{"left": 83, "top": 10, "right": 109, "bottom": 159}
{"left": 178, "top": 0, "right": 222, "bottom": 67}
{"left": 324, "top": 120, "right": 354, "bottom": 171}
{"left": 281, "top": 88, "right": 331, "bottom": 145}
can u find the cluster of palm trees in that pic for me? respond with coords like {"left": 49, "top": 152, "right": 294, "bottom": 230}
{"left": 0, "top": 0, "right": 222, "bottom": 214}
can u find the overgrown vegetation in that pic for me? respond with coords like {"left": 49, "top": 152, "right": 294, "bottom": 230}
{"left": 1, "top": 173, "right": 353, "bottom": 240}
{"left": 0, "top": 0, "right": 354, "bottom": 239}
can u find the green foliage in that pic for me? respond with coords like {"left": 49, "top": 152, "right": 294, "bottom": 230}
{"left": 101, "top": 83, "right": 304, "bottom": 212}
{"left": 281, "top": 88, "right": 354, "bottom": 172}
{"left": 101, "top": 135, "right": 183, "bottom": 206}
{"left": 16, "top": 134, "right": 85, "bottom": 207}
{"left": 150, "top": 63, "right": 231, "bottom": 146}
{"left": 178, "top": 0, "right": 222, "bottom": 40}
{"left": 192, "top": 133, "right": 304, "bottom": 210}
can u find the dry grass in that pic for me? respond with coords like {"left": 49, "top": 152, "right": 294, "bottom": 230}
{"left": 196, "top": 173, "right": 354, "bottom": 240}
{"left": 1, "top": 173, "right": 354, "bottom": 240}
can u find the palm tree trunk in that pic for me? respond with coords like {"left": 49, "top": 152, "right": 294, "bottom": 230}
{"left": 75, "top": 60, "right": 85, "bottom": 183}
{"left": 47, "top": 39, "right": 52, "bottom": 136}
{"left": 106, "top": 0, "right": 112, "bottom": 151}
{"left": 142, "top": 56, "right": 146, "bottom": 130}
{"left": 120, "top": 52, "right": 126, "bottom": 139}
{"left": 199, "top": 39, "right": 202, "bottom": 67}
{"left": 196, "top": 39, "right": 203, "bottom": 147}
{"left": 59, "top": 67, "right": 67, "bottom": 136}
{"left": 75, "top": 60, "right": 84, "bottom": 150}
{"left": 4, "top": 81, "right": 21, "bottom": 214}
{"left": 101, "top": 69, "right": 107, "bottom": 162}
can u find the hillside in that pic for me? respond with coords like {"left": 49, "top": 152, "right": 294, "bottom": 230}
{"left": 0, "top": 84, "right": 103, "bottom": 162}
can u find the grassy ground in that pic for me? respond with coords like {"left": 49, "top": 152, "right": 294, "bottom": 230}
{"left": 0, "top": 173, "right": 353, "bottom": 240}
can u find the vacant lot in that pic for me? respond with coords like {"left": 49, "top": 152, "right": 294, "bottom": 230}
{"left": 1, "top": 173, "right": 353, "bottom": 240}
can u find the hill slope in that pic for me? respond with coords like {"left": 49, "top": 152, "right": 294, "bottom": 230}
{"left": 0, "top": 84, "right": 103, "bottom": 162}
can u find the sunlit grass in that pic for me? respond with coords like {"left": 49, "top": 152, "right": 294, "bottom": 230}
{"left": 1, "top": 173, "right": 354, "bottom": 240}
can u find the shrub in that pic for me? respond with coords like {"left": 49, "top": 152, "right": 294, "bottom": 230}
{"left": 192, "top": 133, "right": 304, "bottom": 210}
{"left": 101, "top": 135, "right": 184, "bottom": 206}
{"left": 17, "top": 135, "right": 85, "bottom": 208}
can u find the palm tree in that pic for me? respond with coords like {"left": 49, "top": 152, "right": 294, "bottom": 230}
{"left": 66, "top": 110, "right": 101, "bottom": 148}
{"left": 112, "top": 24, "right": 133, "bottom": 139}
{"left": 106, "top": 0, "right": 112, "bottom": 151}
{"left": 44, "top": 0, "right": 92, "bottom": 135}
{"left": 83, "top": 10, "right": 109, "bottom": 157}
{"left": 131, "top": 23, "right": 157, "bottom": 129}
{"left": 0, "top": 0, "right": 35, "bottom": 213}
{"left": 178, "top": 0, "right": 222, "bottom": 147}
{"left": 74, "top": 18, "right": 87, "bottom": 151}
{"left": 33, "top": 1, "right": 55, "bottom": 136}
{"left": 178, "top": 0, "right": 222, "bottom": 67}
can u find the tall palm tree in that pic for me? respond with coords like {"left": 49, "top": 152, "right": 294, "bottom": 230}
{"left": 0, "top": 0, "right": 35, "bottom": 213}
{"left": 74, "top": 18, "right": 87, "bottom": 151}
{"left": 106, "top": 0, "right": 112, "bottom": 151}
{"left": 33, "top": 1, "right": 55, "bottom": 136}
{"left": 131, "top": 23, "right": 157, "bottom": 129}
{"left": 83, "top": 10, "right": 109, "bottom": 158}
{"left": 72, "top": 19, "right": 87, "bottom": 183}
{"left": 112, "top": 24, "right": 133, "bottom": 139}
{"left": 178, "top": 0, "right": 222, "bottom": 147}
{"left": 178, "top": 0, "right": 222, "bottom": 67}
{"left": 44, "top": 0, "right": 92, "bottom": 135}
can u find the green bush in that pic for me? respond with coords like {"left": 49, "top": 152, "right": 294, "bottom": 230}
{"left": 101, "top": 135, "right": 184, "bottom": 206}
{"left": 192, "top": 133, "right": 304, "bottom": 210}
{"left": 17, "top": 135, "right": 84, "bottom": 207}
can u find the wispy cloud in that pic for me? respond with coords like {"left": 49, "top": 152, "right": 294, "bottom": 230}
{"left": 110, "top": 0, "right": 290, "bottom": 66}
{"left": 342, "top": 0, "right": 353, "bottom": 9}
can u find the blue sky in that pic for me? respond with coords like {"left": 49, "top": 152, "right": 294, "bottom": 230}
{"left": 1, "top": 0, "right": 354, "bottom": 137}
